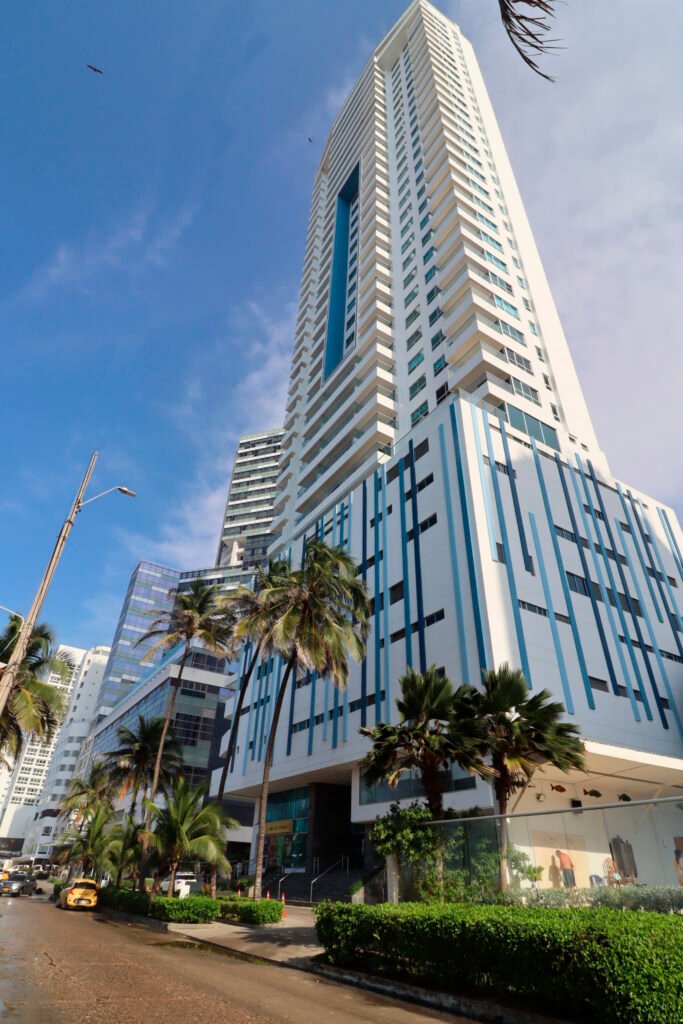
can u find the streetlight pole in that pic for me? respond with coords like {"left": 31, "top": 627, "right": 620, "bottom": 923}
{"left": 0, "top": 451, "right": 135, "bottom": 721}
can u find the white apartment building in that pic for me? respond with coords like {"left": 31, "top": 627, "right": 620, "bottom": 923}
{"left": 22, "top": 645, "right": 110, "bottom": 859}
{"left": 0, "top": 644, "right": 92, "bottom": 842}
{"left": 217, "top": 429, "right": 284, "bottom": 572}
{"left": 217, "top": 0, "right": 682, "bottom": 887}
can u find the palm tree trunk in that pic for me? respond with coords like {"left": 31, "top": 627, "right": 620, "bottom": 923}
{"left": 495, "top": 779, "right": 510, "bottom": 893}
{"left": 253, "top": 655, "right": 296, "bottom": 901}
{"left": 116, "top": 863, "right": 124, "bottom": 888}
{"left": 140, "top": 644, "right": 190, "bottom": 890}
{"left": 210, "top": 862, "right": 217, "bottom": 900}
{"left": 216, "top": 646, "right": 260, "bottom": 803}
{"left": 168, "top": 861, "right": 178, "bottom": 899}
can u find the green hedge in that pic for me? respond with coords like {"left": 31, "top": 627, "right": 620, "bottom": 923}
{"left": 219, "top": 897, "right": 283, "bottom": 924}
{"left": 52, "top": 881, "right": 66, "bottom": 898}
{"left": 315, "top": 902, "right": 683, "bottom": 1024}
{"left": 99, "top": 887, "right": 153, "bottom": 915}
{"left": 149, "top": 895, "right": 221, "bottom": 923}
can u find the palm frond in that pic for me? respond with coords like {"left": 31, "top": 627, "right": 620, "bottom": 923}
{"left": 498, "top": 0, "right": 559, "bottom": 81}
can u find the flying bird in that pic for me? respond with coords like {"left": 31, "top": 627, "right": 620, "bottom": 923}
{"left": 307, "top": 136, "right": 312, "bottom": 143}
{"left": 86, "top": 64, "right": 103, "bottom": 74}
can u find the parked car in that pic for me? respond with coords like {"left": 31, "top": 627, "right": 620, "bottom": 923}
{"left": 1, "top": 872, "right": 37, "bottom": 897}
{"left": 160, "top": 872, "right": 197, "bottom": 898}
{"left": 56, "top": 879, "right": 99, "bottom": 910}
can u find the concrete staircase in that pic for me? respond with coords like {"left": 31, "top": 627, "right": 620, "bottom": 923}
{"left": 276, "top": 867, "right": 364, "bottom": 905}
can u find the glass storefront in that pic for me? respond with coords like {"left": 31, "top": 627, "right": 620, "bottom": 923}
{"left": 264, "top": 787, "right": 309, "bottom": 872}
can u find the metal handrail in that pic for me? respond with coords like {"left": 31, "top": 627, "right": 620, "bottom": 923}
{"left": 309, "top": 855, "right": 349, "bottom": 903}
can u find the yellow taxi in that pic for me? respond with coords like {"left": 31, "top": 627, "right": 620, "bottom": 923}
{"left": 57, "top": 878, "right": 99, "bottom": 910}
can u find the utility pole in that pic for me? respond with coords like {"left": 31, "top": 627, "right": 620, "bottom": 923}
{"left": 0, "top": 452, "right": 99, "bottom": 720}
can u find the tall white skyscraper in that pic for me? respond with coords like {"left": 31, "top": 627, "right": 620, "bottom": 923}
{"left": 0, "top": 645, "right": 91, "bottom": 841}
{"left": 217, "top": 0, "right": 683, "bottom": 885}
{"left": 218, "top": 429, "right": 284, "bottom": 571}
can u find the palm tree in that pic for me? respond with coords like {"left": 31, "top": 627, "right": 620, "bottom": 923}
{"left": 59, "top": 761, "right": 116, "bottom": 826}
{"left": 54, "top": 805, "right": 115, "bottom": 878}
{"left": 498, "top": 0, "right": 558, "bottom": 80}
{"left": 0, "top": 617, "right": 69, "bottom": 763}
{"left": 471, "top": 663, "right": 585, "bottom": 890}
{"left": 108, "top": 816, "right": 143, "bottom": 888}
{"left": 238, "top": 539, "right": 370, "bottom": 900}
{"left": 104, "top": 716, "right": 184, "bottom": 818}
{"left": 144, "top": 778, "right": 236, "bottom": 899}
{"left": 137, "top": 582, "right": 236, "bottom": 808}
{"left": 360, "top": 666, "right": 492, "bottom": 821}
{"left": 215, "top": 559, "right": 291, "bottom": 806}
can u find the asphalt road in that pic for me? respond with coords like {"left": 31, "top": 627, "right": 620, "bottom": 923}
{"left": 0, "top": 894, "right": 475, "bottom": 1024}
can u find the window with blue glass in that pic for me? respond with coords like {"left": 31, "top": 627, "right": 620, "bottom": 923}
{"left": 323, "top": 164, "right": 360, "bottom": 380}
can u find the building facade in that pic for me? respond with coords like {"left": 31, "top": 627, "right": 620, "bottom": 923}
{"left": 94, "top": 562, "right": 181, "bottom": 717}
{"left": 22, "top": 645, "right": 110, "bottom": 859}
{"left": 216, "top": 0, "right": 683, "bottom": 884}
{"left": 217, "top": 429, "right": 284, "bottom": 570}
{"left": 0, "top": 645, "right": 89, "bottom": 842}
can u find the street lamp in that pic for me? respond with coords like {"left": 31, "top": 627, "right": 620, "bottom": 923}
{"left": 0, "top": 451, "right": 136, "bottom": 720}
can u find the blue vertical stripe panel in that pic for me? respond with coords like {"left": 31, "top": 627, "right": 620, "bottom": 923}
{"left": 285, "top": 667, "right": 297, "bottom": 758}
{"left": 322, "top": 676, "right": 330, "bottom": 742}
{"left": 438, "top": 423, "right": 469, "bottom": 683}
{"left": 231, "top": 641, "right": 251, "bottom": 773}
{"left": 555, "top": 456, "right": 618, "bottom": 694}
{"left": 257, "top": 659, "right": 272, "bottom": 762}
{"left": 398, "top": 457, "right": 414, "bottom": 669}
{"left": 470, "top": 403, "right": 500, "bottom": 562}
{"left": 569, "top": 467, "right": 643, "bottom": 722}
{"left": 250, "top": 668, "right": 265, "bottom": 762}
{"left": 307, "top": 670, "right": 317, "bottom": 756}
{"left": 532, "top": 442, "right": 595, "bottom": 709}
{"left": 339, "top": 500, "right": 346, "bottom": 548}
{"left": 360, "top": 480, "right": 368, "bottom": 727}
{"left": 380, "top": 464, "right": 392, "bottom": 719}
{"left": 332, "top": 685, "right": 340, "bottom": 748}
{"left": 616, "top": 523, "right": 683, "bottom": 739}
{"left": 267, "top": 657, "right": 282, "bottom": 748}
{"left": 583, "top": 459, "right": 668, "bottom": 728}
{"left": 341, "top": 493, "right": 350, "bottom": 744}
{"left": 240, "top": 644, "right": 255, "bottom": 775}
{"left": 346, "top": 491, "right": 353, "bottom": 553}
{"left": 373, "top": 469, "right": 383, "bottom": 722}
{"left": 574, "top": 461, "right": 651, "bottom": 720}
{"left": 331, "top": 503, "right": 338, "bottom": 547}
{"left": 658, "top": 507, "right": 683, "bottom": 580}
{"left": 450, "top": 401, "right": 489, "bottom": 673}
{"left": 499, "top": 418, "right": 533, "bottom": 572}
{"left": 632, "top": 497, "right": 683, "bottom": 657}
{"left": 528, "top": 513, "right": 574, "bottom": 713}
{"left": 408, "top": 439, "right": 427, "bottom": 673}
{"left": 617, "top": 484, "right": 663, "bottom": 623}
{"left": 482, "top": 414, "right": 531, "bottom": 684}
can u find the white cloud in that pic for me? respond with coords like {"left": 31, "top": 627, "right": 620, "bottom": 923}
{"left": 118, "top": 297, "right": 294, "bottom": 570}
{"left": 18, "top": 202, "right": 197, "bottom": 302}
{"left": 446, "top": 0, "right": 683, "bottom": 512}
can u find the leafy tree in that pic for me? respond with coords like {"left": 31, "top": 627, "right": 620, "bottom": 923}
{"left": 138, "top": 582, "right": 236, "bottom": 805}
{"left": 144, "top": 778, "right": 236, "bottom": 899}
{"left": 214, "top": 559, "right": 291, "bottom": 805}
{"left": 470, "top": 663, "right": 584, "bottom": 889}
{"left": 0, "top": 617, "right": 69, "bottom": 763}
{"left": 360, "top": 666, "right": 492, "bottom": 820}
{"left": 369, "top": 801, "right": 438, "bottom": 864}
{"left": 237, "top": 540, "right": 370, "bottom": 899}
{"left": 108, "top": 816, "right": 143, "bottom": 888}
{"left": 104, "top": 716, "right": 184, "bottom": 818}
{"left": 54, "top": 805, "right": 115, "bottom": 878}
{"left": 59, "top": 761, "right": 116, "bottom": 825}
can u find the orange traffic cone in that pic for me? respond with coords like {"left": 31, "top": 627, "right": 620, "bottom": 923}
{"left": 237, "top": 887, "right": 241, "bottom": 898}
{"left": 281, "top": 892, "right": 287, "bottom": 919}
{"left": 266, "top": 889, "right": 270, "bottom": 900}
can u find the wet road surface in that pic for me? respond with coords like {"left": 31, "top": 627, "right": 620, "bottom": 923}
{"left": 0, "top": 895, "right": 476, "bottom": 1024}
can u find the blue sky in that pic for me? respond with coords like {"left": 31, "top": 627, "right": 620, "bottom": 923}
{"left": 2, "top": 0, "right": 682, "bottom": 652}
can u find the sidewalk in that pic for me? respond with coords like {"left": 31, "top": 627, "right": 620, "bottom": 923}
{"left": 167, "top": 904, "right": 323, "bottom": 966}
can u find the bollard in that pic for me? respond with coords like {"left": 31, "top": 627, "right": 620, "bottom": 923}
{"left": 281, "top": 892, "right": 287, "bottom": 919}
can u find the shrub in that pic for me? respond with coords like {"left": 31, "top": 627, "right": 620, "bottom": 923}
{"left": 219, "top": 897, "right": 283, "bottom": 924}
{"left": 227, "top": 875, "right": 255, "bottom": 892}
{"left": 149, "top": 895, "right": 222, "bottom": 923}
{"left": 52, "top": 881, "right": 65, "bottom": 898}
{"left": 315, "top": 902, "right": 683, "bottom": 1024}
{"left": 98, "top": 886, "right": 150, "bottom": 915}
